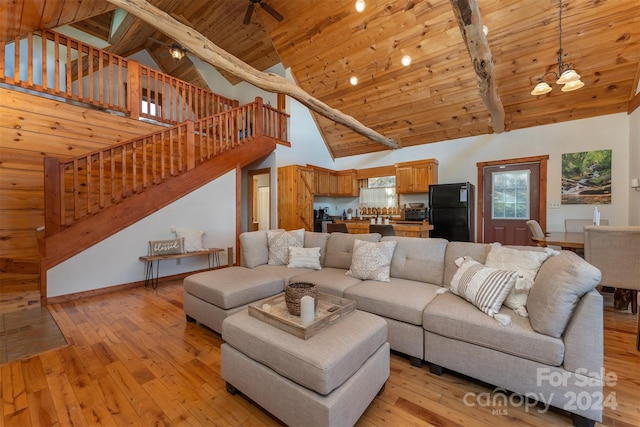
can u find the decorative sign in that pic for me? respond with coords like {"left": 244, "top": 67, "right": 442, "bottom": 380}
{"left": 561, "top": 149, "right": 612, "bottom": 205}
{"left": 148, "top": 238, "right": 185, "bottom": 256}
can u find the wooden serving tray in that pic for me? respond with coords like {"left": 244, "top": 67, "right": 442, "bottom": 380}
{"left": 248, "top": 292, "right": 356, "bottom": 340}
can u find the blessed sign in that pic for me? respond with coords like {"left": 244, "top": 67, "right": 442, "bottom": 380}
{"left": 148, "top": 238, "right": 185, "bottom": 256}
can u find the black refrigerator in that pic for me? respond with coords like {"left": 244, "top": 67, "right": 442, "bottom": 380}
{"left": 428, "top": 182, "right": 475, "bottom": 242}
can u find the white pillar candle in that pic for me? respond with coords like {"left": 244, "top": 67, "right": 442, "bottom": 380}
{"left": 300, "top": 296, "right": 314, "bottom": 325}
{"left": 262, "top": 303, "right": 271, "bottom": 313}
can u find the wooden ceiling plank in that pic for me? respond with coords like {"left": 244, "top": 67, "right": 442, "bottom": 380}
{"left": 106, "top": 0, "right": 399, "bottom": 150}
{"left": 0, "top": 0, "right": 25, "bottom": 40}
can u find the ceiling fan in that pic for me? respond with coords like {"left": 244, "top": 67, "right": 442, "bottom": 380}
{"left": 243, "top": 0, "right": 284, "bottom": 25}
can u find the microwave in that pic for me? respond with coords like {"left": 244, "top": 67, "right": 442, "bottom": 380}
{"left": 404, "top": 208, "right": 429, "bottom": 221}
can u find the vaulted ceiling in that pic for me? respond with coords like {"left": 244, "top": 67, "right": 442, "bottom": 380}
{"left": 1, "top": 0, "right": 639, "bottom": 158}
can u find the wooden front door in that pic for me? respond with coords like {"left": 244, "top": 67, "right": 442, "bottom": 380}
{"left": 477, "top": 156, "right": 548, "bottom": 245}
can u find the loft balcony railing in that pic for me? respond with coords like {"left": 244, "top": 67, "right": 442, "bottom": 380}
{"left": 0, "top": 29, "right": 238, "bottom": 124}
{"left": 43, "top": 97, "right": 288, "bottom": 235}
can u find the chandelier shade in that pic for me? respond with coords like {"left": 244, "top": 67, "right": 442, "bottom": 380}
{"left": 531, "top": 82, "right": 553, "bottom": 96}
{"left": 556, "top": 69, "right": 581, "bottom": 84}
{"left": 561, "top": 79, "right": 585, "bottom": 92}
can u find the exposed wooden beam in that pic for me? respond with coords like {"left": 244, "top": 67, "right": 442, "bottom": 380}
{"left": 105, "top": 0, "right": 399, "bottom": 150}
{"left": 629, "top": 92, "right": 640, "bottom": 114}
{"left": 449, "top": 0, "right": 505, "bottom": 133}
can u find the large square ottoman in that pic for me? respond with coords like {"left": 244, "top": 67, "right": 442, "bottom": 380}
{"left": 221, "top": 309, "right": 389, "bottom": 427}
{"left": 183, "top": 266, "right": 284, "bottom": 333}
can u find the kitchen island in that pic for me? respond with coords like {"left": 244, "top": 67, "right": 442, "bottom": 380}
{"left": 333, "top": 220, "right": 433, "bottom": 238}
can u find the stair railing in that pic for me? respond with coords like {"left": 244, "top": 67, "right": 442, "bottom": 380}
{"left": 43, "top": 97, "right": 288, "bottom": 235}
{"left": 0, "top": 30, "right": 237, "bottom": 124}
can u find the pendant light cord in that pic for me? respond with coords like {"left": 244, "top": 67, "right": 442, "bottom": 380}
{"left": 557, "top": 0, "right": 564, "bottom": 72}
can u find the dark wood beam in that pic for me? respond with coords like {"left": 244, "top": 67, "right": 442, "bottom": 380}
{"left": 449, "top": 0, "right": 505, "bottom": 133}
{"left": 106, "top": 0, "right": 399, "bottom": 150}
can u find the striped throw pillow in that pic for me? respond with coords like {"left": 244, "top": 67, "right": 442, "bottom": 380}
{"left": 449, "top": 257, "right": 519, "bottom": 319}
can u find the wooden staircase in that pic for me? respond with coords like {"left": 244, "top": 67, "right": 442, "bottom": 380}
{"left": 40, "top": 99, "right": 283, "bottom": 302}
{"left": 0, "top": 30, "right": 289, "bottom": 312}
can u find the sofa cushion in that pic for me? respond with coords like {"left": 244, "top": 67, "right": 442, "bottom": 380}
{"left": 304, "top": 231, "right": 330, "bottom": 266}
{"left": 287, "top": 246, "right": 322, "bottom": 270}
{"left": 267, "top": 229, "right": 304, "bottom": 265}
{"left": 290, "top": 268, "right": 363, "bottom": 297}
{"left": 346, "top": 239, "right": 397, "bottom": 282}
{"left": 253, "top": 264, "right": 316, "bottom": 283}
{"left": 527, "top": 251, "right": 601, "bottom": 338}
{"left": 485, "top": 244, "right": 557, "bottom": 317}
{"left": 240, "top": 229, "right": 283, "bottom": 268}
{"left": 222, "top": 309, "right": 387, "bottom": 395}
{"left": 345, "top": 278, "right": 440, "bottom": 325}
{"left": 449, "top": 257, "right": 518, "bottom": 321}
{"left": 423, "top": 292, "right": 565, "bottom": 366}
{"left": 183, "top": 267, "right": 284, "bottom": 310}
{"left": 444, "top": 242, "right": 491, "bottom": 285}
{"left": 382, "top": 236, "right": 448, "bottom": 284}
{"left": 324, "top": 233, "right": 381, "bottom": 269}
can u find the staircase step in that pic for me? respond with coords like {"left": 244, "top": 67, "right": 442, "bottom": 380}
{"left": 0, "top": 274, "right": 41, "bottom": 314}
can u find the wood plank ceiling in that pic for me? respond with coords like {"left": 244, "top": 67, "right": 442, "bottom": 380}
{"left": 1, "top": 0, "right": 639, "bottom": 158}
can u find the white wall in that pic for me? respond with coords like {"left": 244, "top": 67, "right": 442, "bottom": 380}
{"left": 334, "top": 114, "right": 631, "bottom": 232}
{"left": 629, "top": 106, "right": 640, "bottom": 225}
{"left": 47, "top": 171, "right": 236, "bottom": 297}
{"left": 274, "top": 68, "right": 335, "bottom": 170}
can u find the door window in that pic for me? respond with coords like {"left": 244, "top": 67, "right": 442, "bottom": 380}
{"left": 492, "top": 170, "right": 530, "bottom": 219}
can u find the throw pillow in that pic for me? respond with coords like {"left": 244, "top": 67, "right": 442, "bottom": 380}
{"left": 346, "top": 239, "right": 397, "bottom": 282}
{"left": 527, "top": 251, "right": 601, "bottom": 338}
{"left": 267, "top": 229, "right": 304, "bottom": 265}
{"left": 449, "top": 256, "right": 519, "bottom": 325}
{"left": 485, "top": 243, "right": 558, "bottom": 317}
{"left": 171, "top": 227, "right": 205, "bottom": 252}
{"left": 287, "top": 246, "right": 322, "bottom": 270}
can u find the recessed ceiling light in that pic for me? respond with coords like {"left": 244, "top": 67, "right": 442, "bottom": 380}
{"left": 401, "top": 55, "right": 412, "bottom": 66}
{"left": 482, "top": 25, "right": 489, "bottom": 36}
{"left": 355, "top": 0, "right": 365, "bottom": 13}
{"left": 350, "top": 76, "right": 359, "bottom": 86}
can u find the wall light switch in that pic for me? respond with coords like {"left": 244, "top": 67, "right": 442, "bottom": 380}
{"left": 548, "top": 202, "right": 561, "bottom": 209}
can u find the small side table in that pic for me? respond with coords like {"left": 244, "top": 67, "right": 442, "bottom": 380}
{"left": 139, "top": 248, "right": 224, "bottom": 289}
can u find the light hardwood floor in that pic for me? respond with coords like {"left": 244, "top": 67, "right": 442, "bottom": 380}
{"left": 1, "top": 279, "right": 638, "bottom": 426}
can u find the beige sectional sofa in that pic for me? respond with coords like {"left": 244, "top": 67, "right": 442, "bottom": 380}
{"left": 183, "top": 230, "right": 604, "bottom": 427}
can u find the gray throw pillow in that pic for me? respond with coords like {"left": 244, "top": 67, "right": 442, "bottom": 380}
{"left": 527, "top": 251, "right": 601, "bottom": 338}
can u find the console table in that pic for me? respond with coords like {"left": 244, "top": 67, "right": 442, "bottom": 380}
{"left": 140, "top": 248, "right": 224, "bottom": 289}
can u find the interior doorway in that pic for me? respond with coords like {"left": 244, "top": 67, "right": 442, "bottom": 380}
{"left": 248, "top": 168, "right": 271, "bottom": 231}
{"left": 476, "top": 155, "right": 549, "bottom": 245}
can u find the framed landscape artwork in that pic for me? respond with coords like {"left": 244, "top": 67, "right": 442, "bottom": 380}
{"left": 561, "top": 149, "right": 612, "bottom": 205}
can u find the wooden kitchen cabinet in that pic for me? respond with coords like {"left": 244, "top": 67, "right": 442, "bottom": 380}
{"left": 314, "top": 168, "right": 337, "bottom": 196}
{"left": 335, "top": 170, "right": 358, "bottom": 196}
{"left": 314, "top": 167, "right": 355, "bottom": 197}
{"left": 278, "top": 165, "right": 315, "bottom": 231}
{"left": 395, "top": 159, "right": 438, "bottom": 193}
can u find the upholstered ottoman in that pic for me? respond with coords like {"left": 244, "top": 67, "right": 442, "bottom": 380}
{"left": 183, "top": 266, "right": 284, "bottom": 333}
{"left": 221, "top": 309, "right": 389, "bottom": 427}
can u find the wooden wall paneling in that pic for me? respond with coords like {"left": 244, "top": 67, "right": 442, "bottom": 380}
{"left": 0, "top": 88, "right": 162, "bottom": 259}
